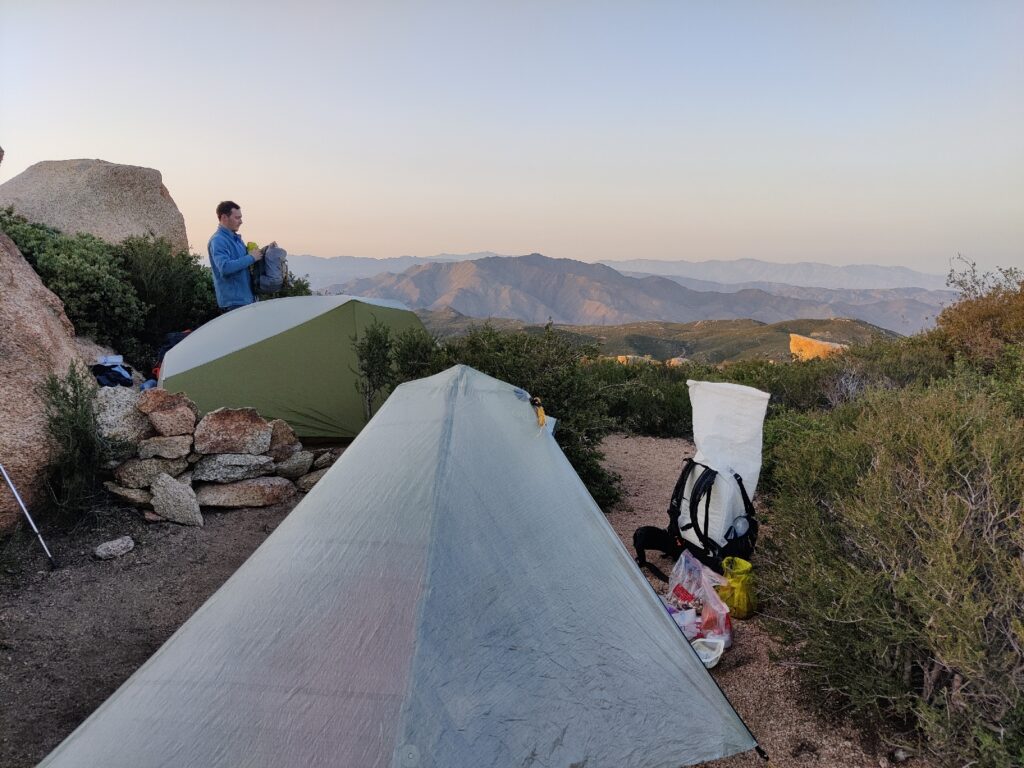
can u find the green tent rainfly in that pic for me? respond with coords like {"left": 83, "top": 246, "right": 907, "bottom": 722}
{"left": 158, "top": 295, "right": 425, "bottom": 439}
{"left": 39, "top": 365, "right": 759, "bottom": 768}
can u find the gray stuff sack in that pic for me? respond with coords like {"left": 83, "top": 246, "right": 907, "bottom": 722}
{"left": 252, "top": 245, "right": 289, "bottom": 293}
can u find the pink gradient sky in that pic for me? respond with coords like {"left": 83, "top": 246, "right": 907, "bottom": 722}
{"left": 1, "top": 1, "right": 1022, "bottom": 271}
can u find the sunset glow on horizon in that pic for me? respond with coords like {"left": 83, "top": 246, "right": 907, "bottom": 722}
{"left": 2, "top": 1, "right": 1022, "bottom": 271}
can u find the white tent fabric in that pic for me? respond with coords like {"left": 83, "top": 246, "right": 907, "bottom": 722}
{"left": 40, "top": 366, "right": 757, "bottom": 768}
{"left": 682, "top": 380, "right": 770, "bottom": 549}
{"left": 160, "top": 294, "right": 411, "bottom": 376}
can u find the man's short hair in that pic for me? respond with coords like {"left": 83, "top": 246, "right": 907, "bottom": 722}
{"left": 216, "top": 200, "right": 240, "bottom": 219}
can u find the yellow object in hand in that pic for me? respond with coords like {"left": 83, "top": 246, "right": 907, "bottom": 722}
{"left": 246, "top": 241, "right": 260, "bottom": 253}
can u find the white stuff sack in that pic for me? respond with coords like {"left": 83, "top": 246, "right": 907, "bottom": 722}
{"left": 680, "top": 380, "right": 770, "bottom": 550}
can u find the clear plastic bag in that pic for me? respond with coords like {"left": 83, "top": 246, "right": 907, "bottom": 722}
{"left": 666, "top": 551, "right": 733, "bottom": 647}
{"left": 667, "top": 550, "right": 707, "bottom": 610}
{"left": 699, "top": 579, "right": 733, "bottom": 648}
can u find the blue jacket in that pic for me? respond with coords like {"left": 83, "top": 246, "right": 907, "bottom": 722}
{"left": 208, "top": 225, "right": 256, "bottom": 309}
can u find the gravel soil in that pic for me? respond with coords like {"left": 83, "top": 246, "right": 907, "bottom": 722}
{"left": 0, "top": 436, "right": 928, "bottom": 767}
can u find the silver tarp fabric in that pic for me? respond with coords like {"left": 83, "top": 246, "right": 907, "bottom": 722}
{"left": 39, "top": 365, "right": 757, "bottom": 768}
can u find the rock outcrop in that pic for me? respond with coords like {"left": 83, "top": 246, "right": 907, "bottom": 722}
{"left": 0, "top": 159, "right": 188, "bottom": 252}
{"left": 0, "top": 233, "right": 81, "bottom": 531}
{"left": 789, "top": 333, "right": 848, "bottom": 361}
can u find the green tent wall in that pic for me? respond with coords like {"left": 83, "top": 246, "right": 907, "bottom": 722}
{"left": 159, "top": 295, "right": 425, "bottom": 438}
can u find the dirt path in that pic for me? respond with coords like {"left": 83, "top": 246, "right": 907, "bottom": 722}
{"left": 0, "top": 436, "right": 922, "bottom": 767}
{"left": 0, "top": 502, "right": 295, "bottom": 767}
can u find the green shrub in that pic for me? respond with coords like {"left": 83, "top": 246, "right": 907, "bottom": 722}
{"left": 352, "top": 320, "right": 397, "bottom": 420}
{"left": 713, "top": 357, "right": 842, "bottom": 412}
{"left": 0, "top": 207, "right": 61, "bottom": 267}
{"left": 760, "top": 380, "right": 1024, "bottom": 767}
{"left": 40, "top": 365, "right": 116, "bottom": 521}
{"left": 938, "top": 260, "right": 1024, "bottom": 366}
{"left": 110, "top": 235, "right": 219, "bottom": 368}
{"left": 393, "top": 326, "right": 440, "bottom": 385}
{"left": 588, "top": 360, "right": 704, "bottom": 438}
{"left": 258, "top": 273, "right": 314, "bottom": 300}
{"left": 34, "top": 233, "right": 145, "bottom": 348}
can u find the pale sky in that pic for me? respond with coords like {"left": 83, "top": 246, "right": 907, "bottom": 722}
{"left": 2, "top": 1, "right": 1022, "bottom": 271}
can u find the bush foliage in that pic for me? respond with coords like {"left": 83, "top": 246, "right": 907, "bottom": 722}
{"left": 34, "top": 233, "right": 146, "bottom": 348}
{"left": 40, "top": 365, "right": 118, "bottom": 521}
{"left": 760, "top": 380, "right": 1024, "bottom": 766}
{"left": 0, "top": 209, "right": 221, "bottom": 370}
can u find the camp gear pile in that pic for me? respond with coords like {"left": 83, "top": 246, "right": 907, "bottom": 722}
{"left": 634, "top": 380, "right": 770, "bottom": 578}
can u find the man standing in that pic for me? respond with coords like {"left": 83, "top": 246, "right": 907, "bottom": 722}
{"left": 209, "top": 200, "right": 262, "bottom": 311}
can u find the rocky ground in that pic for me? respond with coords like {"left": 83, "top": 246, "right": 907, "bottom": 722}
{"left": 0, "top": 435, "right": 926, "bottom": 767}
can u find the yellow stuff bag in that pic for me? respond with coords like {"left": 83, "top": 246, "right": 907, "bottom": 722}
{"left": 716, "top": 557, "right": 756, "bottom": 619}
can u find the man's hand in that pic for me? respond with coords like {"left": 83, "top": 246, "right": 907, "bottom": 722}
{"left": 251, "top": 248, "right": 265, "bottom": 262}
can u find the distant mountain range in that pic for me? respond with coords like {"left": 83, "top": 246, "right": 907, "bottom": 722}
{"left": 604, "top": 258, "right": 949, "bottom": 290}
{"left": 288, "top": 252, "right": 501, "bottom": 288}
{"left": 329, "top": 253, "right": 952, "bottom": 335}
{"left": 293, "top": 252, "right": 949, "bottom": 293}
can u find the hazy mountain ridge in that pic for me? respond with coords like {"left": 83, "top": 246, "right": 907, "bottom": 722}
{"left": 332, "top": 254, "right": 947, "bottom": 334}
{"left": 604, "top": 257, "right": 948, "bottom": 290}
{"left": 288, "top": 251, "right": 503, "bottom": 287}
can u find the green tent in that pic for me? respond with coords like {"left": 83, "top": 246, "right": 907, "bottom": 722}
{"left": 159, "top": 295, "right": 425, "bottom": 438}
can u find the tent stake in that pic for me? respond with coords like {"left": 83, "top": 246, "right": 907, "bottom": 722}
{"left": 0, "top": 462, "right": 57, "bottom": 568}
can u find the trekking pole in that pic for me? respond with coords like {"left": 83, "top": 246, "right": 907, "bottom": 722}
{"left": 0, "top": 462, "right": 56, "bottom": 568}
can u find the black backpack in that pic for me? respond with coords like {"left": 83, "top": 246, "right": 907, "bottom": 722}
{"left": 633, "top": 457, "right": 759, "bottom": 580}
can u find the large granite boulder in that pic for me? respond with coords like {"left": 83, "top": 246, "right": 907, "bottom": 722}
{"left": 194, "top": 408, "right": 272, "bottom": 455}
{"left": 195, "top": 477, "right": 296, "bottom": 508}
{"left": 137, "top": 388, "right": 199, "bottom": 437}
{"left": 95, "top": 386, "right": 155, "bottom": 448}
{"left": 0, "top": 159, "right": 189, "bottom": 252}
{"left": 113, "top": 457, "right": 189, "bottom": 489}
{"left": 192, "top": 454, "right": 274, "bottom": 483}
{"left": 0, "top": 232, "right": 81, "bottom": 531}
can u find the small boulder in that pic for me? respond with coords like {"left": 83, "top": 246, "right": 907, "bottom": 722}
{"left": 274, "top": 450, "right": 314, "bottom": 480}
{"left": 312, "top": 450, "right": 341, "bottom": 471}
{"left": 138, "top": 435, "right": 193, "bottom": 460}
{"left": 194, "top": 408, "right": 272, "bottom": 455}
{"left": 195, "top": 477, "right": 296, "bottom": 508}
{"left": 192, "top": 454, "right": 274, "bottom": 483}
{"left": 95, "top": 386, "right": 155, "bottom": 445}
{"left": 103, "top": 481, "right": 152, "bottom": 507}
{"left": 94, "top": 536, "right": 134, "bottom": 560}
{"left": 137, "top": 389, "right": 200, "bottom": 436}
{"left": 113, "top": 457, "right": 189, "bottom": 489}
{"left": 137, "top": 388, "right": 198, "bottom": 416}
{"left": 266, "top": 419, "right": 301, "bottom": 461}
{"left": 150, "top": 473, "right": 203, "bottom": 526}
{"left": 148, "top": 404, "right": 197, "bottom": 437}
{"left": 296, "top": 467, "right": 330, "bottom": 492}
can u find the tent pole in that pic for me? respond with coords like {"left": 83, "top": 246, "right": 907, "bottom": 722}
{"left": 0, "top": 462, "right": 57, "bottom": 568}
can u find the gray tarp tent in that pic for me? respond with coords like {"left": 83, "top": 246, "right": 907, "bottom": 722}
{"left": 40, "top": 366, "right": 758, "bottom": 767}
